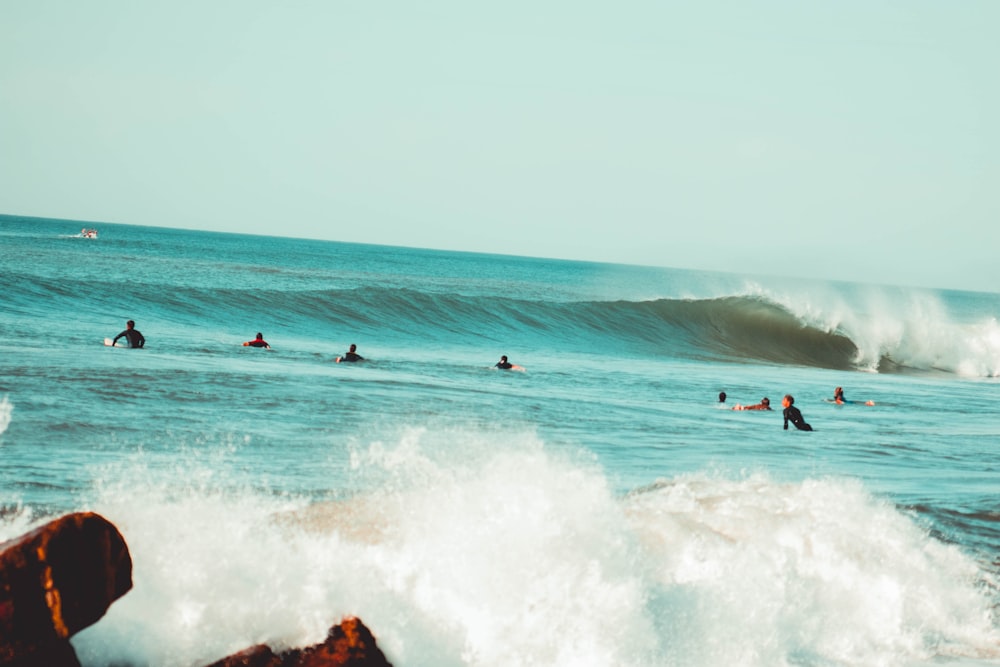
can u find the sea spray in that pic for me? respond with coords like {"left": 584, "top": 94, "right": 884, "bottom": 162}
{"left": 745, "top": 282, "right": 1000, "bottom": 376}
{"left": 71, "top": 429, "right": 661, "bottom": 666}
{"left": 345, "top": 428, "right": 659, "bottom": 666}
{"left": 624, "top": 473, "right": 1000, "bottom": 665}
{"left": 66, "top": 430, "right": 1000, "bottom": 666}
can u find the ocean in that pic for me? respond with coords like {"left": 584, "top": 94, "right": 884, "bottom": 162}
{"left": 1, "top": 214, "right": 998, "bottom": 666}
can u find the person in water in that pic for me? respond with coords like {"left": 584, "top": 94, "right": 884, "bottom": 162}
{"left": 718, "top": 391, "right": 727, "bottom": 403}
{"left": 833, "top": 386, "right": 875, "bottom": 406}
{"left": 336, "top": 343, "right": 363, "bottom": 363}
{"left": 243, "top": 332, "right": 270, "bottom": 349}
{"left": 112, "top": 320, "right": 145, "bottom": 348}
{"left": 782, "top": 394, "right": 812, "bottom": 431}
{"left": 495, "top": 355, "right": 513, "bottom": 370}
{"left": 733, "top": 397, "right": 772, "bottom": 411}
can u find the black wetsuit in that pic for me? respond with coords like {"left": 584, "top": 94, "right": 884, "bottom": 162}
{"left": 341, "top": 352, "right": 363, "bottom": 362}
{"left": 113, "top": 328, "right": 145, "bottom": 348}
{"left": 495, "top": 361, "right": 513, "bottom": 369}
{"left": 246, "top": 340, "right": 269, "bottom": 348}
{"left": 783, "top": 406, "right": 812, "bottom": 431}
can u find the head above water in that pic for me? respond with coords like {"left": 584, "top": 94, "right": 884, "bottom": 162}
{"left": 126, "top": 320, "right": 135, "bottom": 329}
{"left": 500, "top": 355, "right": 508, "bottom": 363}
{"left": 761, "top": 397, "right": 770, "bottom": 406}
{"left": 783, "top": 394, "right": 794, "bottom": 406}
{"left": 256, "top": 332, "right": 263, "bottom": 339}
{"left": 719, "top": 391, "right": 726, "bottom": 402}
{"left": 349, "top": 344, "right": 357, "bottom": 352}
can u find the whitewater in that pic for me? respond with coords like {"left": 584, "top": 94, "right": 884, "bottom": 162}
{"left": 1, "top": 214, "right": 999, "bottom": 666}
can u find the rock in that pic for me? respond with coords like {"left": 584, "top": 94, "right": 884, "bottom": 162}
{"left": 0, "top": 512, "right": 132, "bottom": 666}
{"left": 204, "top": 644, "right": 280, "bottom": 667}
{"left": 205, "top": 617, "right": 392, "bottom": 667}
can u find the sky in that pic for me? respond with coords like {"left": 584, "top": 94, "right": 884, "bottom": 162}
{"left": 2, "top": 1, "right": 998, "bottom": 293}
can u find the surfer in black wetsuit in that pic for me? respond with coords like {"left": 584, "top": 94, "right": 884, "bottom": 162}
{"left": 495, "top": 355, "right": 513, "bottom": 369}
{"left": 782, "top": 394, "right": 812, "bottom": 431}
{"left": 243, "top": 332, "right": 270, "bottom": 349}
{"left": 112, "top": 320, "right": 145, "bottom": 348}
{"left": 336, "top": 343, "right": 363, "bottom": 363}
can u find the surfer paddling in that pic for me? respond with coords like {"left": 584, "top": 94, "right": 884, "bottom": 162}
{"left": 243, "top": 332, "right": 270, "bottom": 349}
{"left": 733, "top": 397, "right": 772, "bottom": 411}
{"left": 494, "top": 355, "right": 525, "bottom": 371}
{"left": 833, "top": 386, "right": 874, "bottom": 406}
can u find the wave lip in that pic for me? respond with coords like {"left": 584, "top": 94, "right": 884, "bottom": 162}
{"left": 687, "top": 286, "right": 1000, "bottom": 377}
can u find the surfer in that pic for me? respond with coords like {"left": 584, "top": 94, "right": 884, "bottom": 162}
{"left": 782, "top": 394, "right": 812, "bottom": 431}
{"left": 112, "top": 320, "right": 145, "bottom": 348}
{"left": 718, "top": 391, "right": 727, "bottom": 403}
{"left": 243, "top": 332, "right": 270, "bottom": 349}
{"left": 336, "top": 343, "right": 364, "bottom": 363}
{"left": 733, "top": 397, "right": 772, "bottom": 411}
{"left": 833, "top": 386, "right": 875, "bottom": 406}
{"left": 494, "top": 355, "right": 525, "bottom": 371}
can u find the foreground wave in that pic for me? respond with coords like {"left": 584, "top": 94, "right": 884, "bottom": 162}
{"left": 3, "top": 430, "right": 994, "bottom": 667}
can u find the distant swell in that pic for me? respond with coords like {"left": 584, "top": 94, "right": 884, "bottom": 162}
{"left": 175, "top": 287, "right": 865, "bottom": 371}
{"left": 6, "top": 263, "right": 997, "bottom": 375}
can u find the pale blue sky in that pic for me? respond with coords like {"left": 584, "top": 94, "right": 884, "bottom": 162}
{"left": 2, "top": 1, "right": 997, "bottom": 292}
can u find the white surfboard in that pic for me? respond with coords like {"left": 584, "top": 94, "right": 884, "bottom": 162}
{"left": 104, "top": 337, "right": 126, "bottom": 348}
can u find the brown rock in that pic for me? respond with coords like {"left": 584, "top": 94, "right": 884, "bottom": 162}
{"left": 0, "top": 512, "right": 132, "bottom": 666}
{"left": 205, "top": 617, "right": 392, "bottom": 667}
{"left": 204, "top": 644, "right": 281, "bottom": 667}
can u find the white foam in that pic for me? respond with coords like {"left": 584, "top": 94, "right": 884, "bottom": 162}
{"left": 746, "top": 282, "right": 1000, "bottom": 377}
{"left": 624, "top": 473, "right": 1000, "bottom": 665}
{"left": 0, "top": 396, "right": 12, "bottom": 438}
{"left": 60, "top": 431, "right": 999, "bottom": 666}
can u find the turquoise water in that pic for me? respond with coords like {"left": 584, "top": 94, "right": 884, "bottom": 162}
{"left": 1, "top": 214, "right": 999, "bottom": 666}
